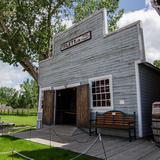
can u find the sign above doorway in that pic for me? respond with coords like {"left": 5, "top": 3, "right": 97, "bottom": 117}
{"left": 60, "top": 31, "right": 92, "bottom": 51}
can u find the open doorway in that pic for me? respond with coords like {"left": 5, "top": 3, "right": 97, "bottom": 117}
{"left": 55, "top": 87, "right": 77, "bottom": 125}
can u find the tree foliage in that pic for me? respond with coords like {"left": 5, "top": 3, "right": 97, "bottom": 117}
{"left": 0, "top": 79, "right": 38, "bottom": 108}
{"left": 0, "top": 0, "right": 123, "bottom": 81}
{"left": 74, "top": 0, "right": 124, "bottom": 32}
{"left": 0, "top": 87, "right": 18, "bottom": 106}
{"left": 0, "top": 0, "right": 73, "bottom": 80}
{"left": 19, "top": 79, "right": 38, "bottom": 108}
{"left": 154, "top": 60, "right": 160, "bottom": 69}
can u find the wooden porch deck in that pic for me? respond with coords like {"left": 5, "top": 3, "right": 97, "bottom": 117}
{"left": 14, "top": 126, "right": 160, "bottom": 160}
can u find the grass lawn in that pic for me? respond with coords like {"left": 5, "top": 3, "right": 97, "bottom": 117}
{"left": 0, "top": 115, "right": 37, "bottom": 127}
{"left": 0, "top": 136, "right": 100, "bottom": 160}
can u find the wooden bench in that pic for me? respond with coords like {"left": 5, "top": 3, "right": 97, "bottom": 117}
{"left": 89, "top": 110, "right": 136, "bottom": 142}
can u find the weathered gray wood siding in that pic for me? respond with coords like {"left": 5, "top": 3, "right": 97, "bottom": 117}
{"left": 139, "top": 64, "right": 160, "bottom": 137}
{"left": 39, "top": 10, "right": 145, "bottom": 117}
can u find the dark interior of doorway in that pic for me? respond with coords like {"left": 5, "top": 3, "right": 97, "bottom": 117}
{"left": 55, "top": 88, "right": 77, "bottom": 125}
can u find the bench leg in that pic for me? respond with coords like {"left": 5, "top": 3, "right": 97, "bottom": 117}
{"left": 134, "top": 127, "right": 136, "bottom": 140}
{"left": 129, "top": 128, "right": 132, "bottom": 142}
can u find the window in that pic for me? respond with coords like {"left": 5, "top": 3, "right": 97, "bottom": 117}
{"left": 89, "top": 75, "right": 113, "bottom": 109}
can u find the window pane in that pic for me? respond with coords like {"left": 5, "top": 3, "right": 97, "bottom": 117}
{"left": 93, "top": 101, "right": 96, "bottom": 107}
{"left": 93, "top": 94, "right": 96, "bottom": 100}
{"left": 105, "top": 86, "right": 110, "bottom": 92}
{"left": 97, "top": 94, "right": 101, "bottom": 100}
{"left": 92, "top": 87, "right": 95, "bottom": 93}
{"left": 92, "top": 81, "right": 95, "bottom": 87}
{"left": 102, "top": 94, "right": 105, "bottom": 100}
{"left": 96, "top": 81, "right": 100, "bottom": 86}
{"left": 101, "top": 86, "right": 105, "bottom": 92}
{"left": 97, "top": 101, "right": 101, "bottom": 107}
{"left": 95, "top": 87, "right": 100, "bottom": 93}
{"left": 102, "top": 101, "right": 106, "bottom": 106}
{"left": 107, "top": 100, "right": 111, "bottom": 106}
{"left": 105, "top": 79, "right": 109, "bottom": 85}
{"left": 100, "top": 94, "right": 102, "bottom": 101}
{"left": 106, "top": 93, "right": 110, "bottom": 99}
{"left": 100, "top": 80, "right": 105, "bottom": 85}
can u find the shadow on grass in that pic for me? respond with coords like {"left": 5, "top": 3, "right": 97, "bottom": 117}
{"left": 2, "top": 126, "right": 36, "bottom": 136}
{"left": 10, "top": 148, "right": 102, "bottom": 160}
{"left": 11, "top": 126, "right": 36, "bottom": 132}
{"left": 1, "top": 135, "right": 19, "bottom": 141}
{"left": 14, "top": 125, "right": 35, "bottom": 127}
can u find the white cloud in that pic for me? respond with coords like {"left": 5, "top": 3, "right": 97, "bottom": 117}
{"left": 145, "top": 0, "right": 151, "bottom": 6}
{"left": 0, "top": 61, "right": 31, "bottom": 90}
{"left": 62, "top": 19, "right": 73, "bottom": 28}
{"left": 118, "top": 7, "right": 160, "bottom": 63}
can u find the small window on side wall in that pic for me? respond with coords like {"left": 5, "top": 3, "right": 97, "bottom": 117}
{"left": 90, "top": 75, "right": 113, "bottom": 109}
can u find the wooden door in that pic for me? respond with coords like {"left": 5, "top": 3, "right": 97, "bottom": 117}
{"left": 76, "top": 84, "right": 90, "bottom": 127}
{"left": 43, "top": 90, "right": 55, "bottom": 125}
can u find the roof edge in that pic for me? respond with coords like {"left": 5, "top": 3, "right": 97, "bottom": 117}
{"left": 104, "top": 20, "right": 141, "bottom": 38}
{"left": 141, "top": 62, "right": 160, "bottom": 73}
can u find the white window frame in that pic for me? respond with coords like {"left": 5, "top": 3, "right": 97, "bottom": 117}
{"left": 89, "top": 75, "right": 114, "bottom": 111}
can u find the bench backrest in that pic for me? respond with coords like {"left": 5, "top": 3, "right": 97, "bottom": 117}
{"left": 95, "top": 111, "right": 136, "bottom": 125}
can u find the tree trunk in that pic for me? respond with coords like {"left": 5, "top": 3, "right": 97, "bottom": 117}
{"left": 20, "top": 59, "right": 38, "bottom": 82}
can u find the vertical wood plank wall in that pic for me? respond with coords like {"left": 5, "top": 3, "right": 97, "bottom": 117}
{"left": 77, "top": 84, "right": 90, "bottom": 127}
{"left": 43, "top": 90, "right": 54, "bottom": 125}
{"left": 139, "top": 64, "right": 160, "bottom": 136}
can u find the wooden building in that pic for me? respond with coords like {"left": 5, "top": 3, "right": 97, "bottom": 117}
{"left": 38, "top": 9, "right": 160, "bottom": 138}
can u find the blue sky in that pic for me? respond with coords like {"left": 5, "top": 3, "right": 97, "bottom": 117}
{"left": 120, "top": 0, "right": 145, "bottom": 12}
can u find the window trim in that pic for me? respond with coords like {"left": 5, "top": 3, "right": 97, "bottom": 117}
{"left": 89, "top": 75, "right": 114, "bottom": 111}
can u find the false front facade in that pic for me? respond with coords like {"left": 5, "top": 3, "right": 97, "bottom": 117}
{"left": 38, "top": 9, "right": 160, "bottom": 138}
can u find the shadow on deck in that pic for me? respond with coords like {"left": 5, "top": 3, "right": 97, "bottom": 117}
{"left": 13, "top": 125, "right": 160, "bottom": 160}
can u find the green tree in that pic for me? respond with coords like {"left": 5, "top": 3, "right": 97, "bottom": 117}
{"left": 19, "top": 79, "right": 38, "bottom": 108}
{"left": 154, "top": 60, "right": 160, "bottom": 69}
{"left": 7, "top": 92, "right": 19, "bottom": 108}
{"left": 0, "top": 80, "right": 38, "bottom": 109}
{"left": 0, "top": 0, "right": 123, "bottom": 82}
{"left": 0, "top": 0, "right": 73, "bottom": 81}
{"left": 74, "top": 0, "right": 124, "bottom": 32}
{"left": 0, "top": 87, "right": 18, "bottom": 107}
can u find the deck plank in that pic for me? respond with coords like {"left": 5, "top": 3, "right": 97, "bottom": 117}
{"left": 108, "top": 141, "right": 159, "bottom": 160}
{"left": 13, "top": 127, "right": 160, "bottom": 160}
